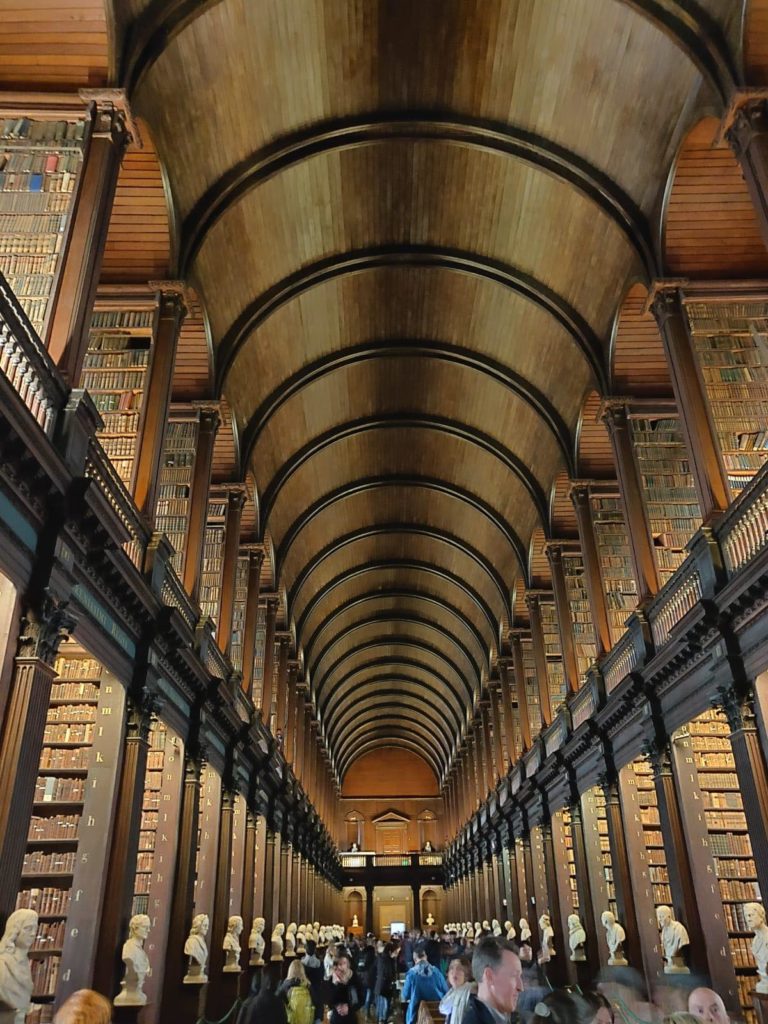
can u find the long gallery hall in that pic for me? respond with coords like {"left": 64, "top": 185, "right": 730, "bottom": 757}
{"left": 2, "top": 3, "right": 768, "bottom": 1024}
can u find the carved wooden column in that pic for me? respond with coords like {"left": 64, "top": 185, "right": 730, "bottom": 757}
{"left": 240, "top": 546, "right": 264, "bottom": 695}
{"left": 285, "top": 663, "right": 298, "bottom": 766}
{"left": 526, "top": 595, "right": 553, "bottom": 727}
{"left": 274, "top": 634, "right": 291, "bottom": 740}
{"left": 650, "top": 285, "right": 729, "bottom": 522}
{"left": 601, "top": 402, "right": 660, "bottom": 602}
{"left": 133, "top": 285, "right": 187, "bottom": 523}
{"left": 546, "top": 544, "right": 580, "bottom": 694}
{"left": 488, "top": 681, "right": 505, "bottom": 783}
{"left": 206, "top": 788, "right": 237, "bottom": 1016}
{"left": 570, "top": 484, "right": 611, "bottom": 657}
{"left": 601, "top": 776, "right": 641, "bottom": 969}
{"left": 252, "top": 815, "right": 267, "bottom": 926}
{"left": 183, "top": 405, "right": 220, "bottom": 601}
{"left": 217, "top": 487, "right": 246, "bottom": 653}
{"left": 0, "top": 599, "right": 74, "bottom": 920}
{"left": 241, "top": 808, "right": 258, "bottom": 947}
{"left": 294, "top": 688, "right": 307, "bottom": 783}
{"left": 271, "top": 830, "right": 284, "bottom": 931}
{"left": 46, "top": 97, "right": 130, "bottom": 383}
{"left": 498, "top": 655, "right": 521, "bottom": 762}
{"left": 569, "top": 799, "right": 600, "bottom": 968}
{"left": 718, "top": 686, "right": 768, "bottom": 900}
{"left": 726, "top": 98, "right": 768, "bottom": 254}
{"left": 261, "top": 828, "right": 276, "bottom": 937}
{"left": 259, "top": 597, "right": 279, "bottom": 721}
{"left": 479, "top": 700, "right": 495, "bottom": 794}
{"left": 510, "top": 633, "right": 533, "bottom": 750}
{"left": 158, "top": 749, "right": 203, "bottom": 1021}
{"left": 92, "top": 692, "right": 157, "bottom": 996}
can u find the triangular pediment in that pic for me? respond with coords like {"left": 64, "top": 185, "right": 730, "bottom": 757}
{"left": 371, "top": 809, "right": 410, "bottom": 824}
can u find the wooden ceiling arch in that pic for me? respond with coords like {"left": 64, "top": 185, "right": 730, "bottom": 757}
{"left": 325, "top": 690, "right": 461, "bottom": 753}
{"left": 334, "top": 718, "right": 451, "bottom": 777}
{"left": 303, "top": 590, "right": 492, "bottom": 673}
{"left": 338, "top": 735, "right": 445, "bottom": 784}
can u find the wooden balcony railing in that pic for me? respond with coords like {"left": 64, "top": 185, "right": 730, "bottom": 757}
{"left": 0, "top": 270, "right": 65, "bottom": 438}
{"left": 716, "top": 461, "right": 768, "bottom": 576}
{"left": 647, "top": 553, "right": 702, "bottom": 648}
{"left": 339, "top": 852, "right": 443, "bottom": 869}
{"left": 85, "top": 437, "right": 150, "bottom": 571}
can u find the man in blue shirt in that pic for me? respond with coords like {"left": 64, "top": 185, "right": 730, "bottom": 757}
{"left": 402, "top": 941, "right": 448, "bottom": 1024}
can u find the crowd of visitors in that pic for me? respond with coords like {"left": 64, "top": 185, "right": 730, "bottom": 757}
{"left": 46, "top": 931, "right": 744, "bottom": 1024}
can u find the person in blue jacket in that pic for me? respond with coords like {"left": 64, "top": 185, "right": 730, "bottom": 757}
{"left": 401, "top": 940, "right": 449, "bottom": 1024}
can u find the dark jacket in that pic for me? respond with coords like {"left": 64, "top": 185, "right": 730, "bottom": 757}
{"left": 360, "top": 944, "right": 377, "bottom": 987}
{"left": 322, "top": 974, "right": 365, "bottom": 1024}
{"left": 302, "top": 953, "right": 324, "bottom": 1016}
{"left": 461, "top": 993, "right": 507, "bottom": 1024}
{"left": 236, "top": 985, "right": 289, "bottom": 1024}
{"left": 374, "top": 951, "right": 396, "bottom": 997}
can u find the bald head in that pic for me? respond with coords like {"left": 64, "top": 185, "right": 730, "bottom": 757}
{"left": 688, "top": 988, "right": 729, "bottom": 1024}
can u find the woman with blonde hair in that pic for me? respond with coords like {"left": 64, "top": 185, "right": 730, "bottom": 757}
{"left": 277, "top": 958, "right": 313, "bottom": 1024}
{"left": 53, "top": 989, "right": 111, "bottom": 1024}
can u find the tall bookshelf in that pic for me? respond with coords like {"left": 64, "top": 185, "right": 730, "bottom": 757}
{"left": 19, "top": 645, "right": 101, "bottom": 1023}
{"left": 629, "top": 416, "right": 702, "bottom": 586}
{"left": 154, "top": 415, "right": 199, "bottom": 577}
{"left": 0, "top": 116, "right": 85, "bottom": 335}
{"left": 594, "top": 788, "right": 617, "bottom": 917}
{"left": 199, "top": 493, "right": 228, "bottom": 629}
{"left": 561, "top": 807, "right": 578, "bottom": 912}
{"left": 520, "top": 638, "right": 542, "bottom": 737}
{"left": 251, "top": 603, "right": 267, "bottom": 709}
{"left": 538, "top": 598, "right": 567, "bottom": 715}
{"left": 131, "top": 722, "right": 166, "bottom": 917}
{"left": 688, "top": 709, "right": 761, "bottom": 1021}
{"left": 686, "top": 299, "right": 768, "bottom": 495}
{"left": 631, "top": 757, "right": 671, "bottom": 911}
{"left": 589, "top": 493, "right": 637, "bottom": 645}
{"left": 81, "top": 304, "right": 155, "bottom": 490}
{"left": 229, "top": 553, "right": 249, "bottom": 673}
{"left": 562, "top": 553, "right": 597, "bottom": 680}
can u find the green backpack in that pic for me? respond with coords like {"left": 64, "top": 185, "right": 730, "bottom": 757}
{"left": 287, "top": 981, "right": 314, "bottom": 1024}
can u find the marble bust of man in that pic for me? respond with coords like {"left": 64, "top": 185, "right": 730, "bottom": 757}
{"left": 539, "top": 913, "right": 555, "bottom": 960}
{"left": 184, "top": 913, "right": 210, "bottom": 983}
{"left": 249, "top": 916, "right": 266, "bottom": 965}
{"left": 601, "top": 910, "right": 628, "bottom": 966}
{"left": 271, "top": 922, "right": 285, "bottom": 961}
{"left": 656, "top": 905, "right": 689, "bottom": 974}
{"left": 519, "top": 918, "right": 531, "bottom": 943}
{"left": 0, "top": 908, "right": 38, "bottom": 1024}
{"left": 746, "top": 902, "right": 768, "bottom": 992}
{"left": 223, "top": 915, "right": 243, "bottom": 973}
{"left": 114, "top": 914, "right": 151, "bottom": 1005}
{"left": 568, "top": 914, "right": 587, "bottom": 962}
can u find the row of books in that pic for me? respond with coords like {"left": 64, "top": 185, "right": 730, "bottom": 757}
{"left": 0, "top": 190, "right": 70, "bottom": 213}
{"left": 28, "top": 815, "right": 79, "bottom": 842}
{"left": 31, "top": 955, "right": 60, "bottom": 996}
{"left": 715, "top": 858, "right": 761, "bottom": 878}
{"left": 702, "top": 791, "right": 744, "bottom": 809}
{"left": 710, "top": 833, "right": 755, "bottom": 857}
{"left": 42, "top": 723, "right": 94, "bottom": 744}
{"left": 53, "top": 660, "right": 101, "bottom": 680}
{"left": 732, "top": 936, "right": 759, "bottom": 968}
{"left": 83, "top": 347, "right": 150, "bottom": 367}
{"left": 0, "top": 170, "right": 78, "bottom": 194}
{"left": 0, "top": 212, "right": 66, "bottom": 234}
{"left": 31, "top": 920, "right": 66, "bottom": 952}
{"left": 81, "top": 369, "right": 146, "bottom": 390}
{"left": 0, "top": 151, "right": 81, "bottom": 174}
{"left": 39, "top": 747, "right": 90, "bottom": 771}
{"left": 720, "top": 879, "right": 762, "bottom": 901}
{"left": 16, "top": 887, "right": 71, "bottom": 915}
{"left": 0, "top": 118, "right": 85, "bottom": 142}
{"left": 34, "top": 777, "right": 85, "bottom": 803}
{"left": 92, "top": 389, "right": 141, "bottom": 413}
{"left": 91, "top": 310, "right": 154, "bottom": 330}
{"left": 0, "top": 233, "right": 63, "bottom": 255}
{"left": 45, "top": 704, "right": 95, "bottom": 723}
{"left": 23, "top": 850, "right": 76, "bottom": 875}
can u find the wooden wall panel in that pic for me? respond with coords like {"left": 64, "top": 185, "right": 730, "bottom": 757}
{"left": 172, "top": 304, "right": 212, "bottom": 400}
{"left": 0, "top": 1, "right": 109, "bottom": 88}
{"left": 745, "top": 0, "right": 768, "bottom": 83}
{"left": 611, "top": 283, "right": 671, "bottom": 397}
{"left": 576, "top": 390, "right": 614, "bottom": 480}
{"left": 342, "top": 749, "right": 439, "bottom": 797}
{"left": 664, "top": 117, "right": 768, "bottom": 278}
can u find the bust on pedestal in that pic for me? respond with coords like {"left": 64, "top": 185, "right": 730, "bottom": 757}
{"left": 426, "top": 913, "right": 435, "bottom": 928}
{"left": 746, "top": 902, "right": 768, "bottom": 993}
{"left": 183, "top": 914, "right": 209, "bottom": 984}
{"left": 492, "top": 919, "right": 502, "bottom": 937}
{"left": 601, "top": 910, "right": 628, "bottom": 966}
{"left": 656, "top": 906, "right": 689, "bottom": 974}
{"left": 285, "top": 923, "right": 297, "bottom": 957}
{"left": 538, "top": 914, "right": 555, "bottom": 962}
{"left": 568, "top": 914, "right": 587, "bottom": 962}
{"left": 223, "top": 916, "right": 243, "bottom": 973}
{"left": 249, "top": 917, "right": 266, "bottom": 966}
{"left": 271, "top": 923, "right": 285, "bottom": 961}
{"left": 351, "top": 914, "right": 359, "bottom": 928}
{"left": 505, "top": 921, "right": 516, "bottom": 941}
{"left": 0, "top": 908, "right": 38, "bottom": 1024}
{"left": 519, "top": 919, "right": 531, "bottom": 944}
{"left": 114, "top": 914, "right": 151, "bottom": 1005}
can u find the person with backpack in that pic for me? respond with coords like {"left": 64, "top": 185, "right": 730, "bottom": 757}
{"left": 277, "top": 959, "right": 314, "bottom": 1024}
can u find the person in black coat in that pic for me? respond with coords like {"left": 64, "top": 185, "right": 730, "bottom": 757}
{"left": 373, "top": 942, "right": 398, "bottom": 1024}
{"left": 322, "top": 953, "right": 365, "bottom": 1024}
{"left": 236, "top": 973, "right": 288, "bottom": 1024}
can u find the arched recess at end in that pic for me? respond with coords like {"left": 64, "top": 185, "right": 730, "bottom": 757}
{"left": 661, "top": 115, "right": 768, "bottom": 278}
{"left": 575, "top": 390, "right": 615, "bottom": 481}
{"left": 341, "top": 747, "right": 440, "bottom": 797}
{"left": 609, "top": 282, "right": 672, "bottom": 398}
{"left": 338, "top": 731, "right": 445, "bottom": 782}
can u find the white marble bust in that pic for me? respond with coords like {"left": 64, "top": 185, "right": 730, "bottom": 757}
{"left": 183, "top": 913, "right": 209, "bottom": 984}
{"left": 426, "top": 913, "right": 435, "bottom": 927}
{"left": 115, "top": 914, "right": 151, "bottom": 1005}
{"left": 504, "top": 920, "right": 516, "bottom": 941}
{"left": 223, "top": 915, "right": 243, "bottom": 973}
{"left": 567, "top": 914, "right": 587, "bottom": 962}
{"left": 519, "top": 918, "right": 531, "bottom": 943}
{"left": 656, "top": 905, "right": 689, "bottom": 974}
{"left": 271, "top": 922, "right": 285, "bottom": 961}
{"left": 0, "top": 908, "right": 37, "bottom": 1024}
{"left": 746, "top": 902, "right": 768, "bottom": 992}
{"left": 249, "top": 916, "right": 266, "bottom": 966}
{"left": 539, "top": 913, "right": 555, "bottom": 961}
{"left": 492, "top": 919, "right": 502, "bottom": 937}
{"left": 601, "top": 910, "right": 627, "bottom": 966}
{"left": 285, "top": 922, "right": 297, "bottom": 957}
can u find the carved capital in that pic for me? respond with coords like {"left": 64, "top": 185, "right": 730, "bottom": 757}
{"left": 714, "top": 685, "right": 755, "bottom": 734}
{"left": 17, "top": 595, "right": 75, "bottom": 665}
{"left": 126, "top": 687, "right": 164, "bottom": 742}
{"left": 648, "top": 285, "right": 684, "bottom": 331}
{"left": 79, "top": 89, "right": 135, "bottom": 149}
{"left": 726, "top": 98, "right": 768, "bottom": 157}
{"left": 193, "top": 402, "right": 221, "bottom": 435}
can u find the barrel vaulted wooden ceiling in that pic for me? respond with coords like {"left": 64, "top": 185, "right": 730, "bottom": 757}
{"left": 1, "top": 0, "right": 756, "bottom": 789}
